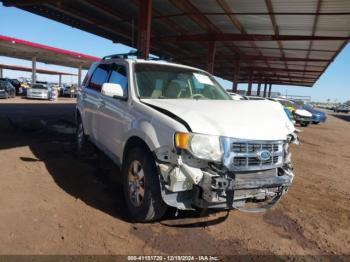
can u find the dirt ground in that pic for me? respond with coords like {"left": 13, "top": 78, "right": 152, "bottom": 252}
{"left": 0, "top": 97, "right": 349, "bottom": 257}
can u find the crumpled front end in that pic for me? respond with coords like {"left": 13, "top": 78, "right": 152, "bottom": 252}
{"left": 154, "top": 134, "right": 297, "bottom": 211}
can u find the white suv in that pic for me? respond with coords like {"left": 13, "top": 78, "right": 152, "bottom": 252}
{"left": 76, "top": 54, "right": 298, "bottom": 222}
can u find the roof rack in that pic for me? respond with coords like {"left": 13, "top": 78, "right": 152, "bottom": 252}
{"left": 102, "top": 51, "right": 172, "bottom": 61}
{"left": 102, "top": 51, "right": 140, "bottom": 60}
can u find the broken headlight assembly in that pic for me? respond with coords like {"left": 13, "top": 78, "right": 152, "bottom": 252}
{"left": 287, "top": 132, "right": 300, "bottom": 145}
{"left": 175, "top": 132, "right": 223, "bottom": 162}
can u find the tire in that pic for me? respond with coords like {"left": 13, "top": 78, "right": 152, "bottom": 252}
{"left": 312, "top": 121, "right": 319, "bottom": 125}
{"left": 76, "top": 115, "right": 88, "bottom": 152}
{"left": 300, "top": 122, "right": 308, "bottom": 127}
{"left": 123, "top": 147, "right": 167, "bottom": 222}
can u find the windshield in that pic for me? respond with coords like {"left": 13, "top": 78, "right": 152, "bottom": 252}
{"left": 303, "top": 104, "right": 313, "bottom": 110}
{"left": 134, "top": 64, "right": 231, "bottom": 100}
{"left": 32, "top": 84, "right": 48, "bottom": 90}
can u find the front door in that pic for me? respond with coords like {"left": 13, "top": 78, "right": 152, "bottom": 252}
{"left": 96, "top": 63, "right": 130, "bottom": 164}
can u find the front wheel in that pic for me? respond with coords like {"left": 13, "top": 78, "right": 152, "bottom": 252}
{"left": 312, "top": 121, "right": 319, "bottom": 125}
{"left": 123, "top": 147, "right": 167, "bottom": 222}
{"left": 300, "top": 121, "right": 309, "bottom": 127}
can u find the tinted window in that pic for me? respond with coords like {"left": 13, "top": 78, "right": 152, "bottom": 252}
{"left": 88, "top": 64, "right": 109, "bottom": 92}
{"left": 83, "top": 62, "right": 98, "bottom": 86}
{"left": 108, "top": 65, "right": 128, "bottom": 96}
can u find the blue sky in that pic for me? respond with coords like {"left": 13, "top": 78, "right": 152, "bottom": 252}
{"left": 0, "top": 3, "right": 349, "bottom": 102}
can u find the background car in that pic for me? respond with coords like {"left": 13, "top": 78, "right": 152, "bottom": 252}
{"left": 273, "top": 98, "right": 312, "bottom": 127}
{"left": 302, "top": 104, "right": 327, "bottom": 124}
{"left": 283, "top": 107, "right": 296, "bottom": 125}
{"left": 245, "top": 95, "right": 266, "bottom": 100}
{"left": 0, "top": 78, "right": 23, "bottom": 95}
{"left": 0, "top": 79, "right": 16, "bottom": 99}
{"left": 26, "top": 83, "right": 51, "bottom": 100}
{"left": 333, "top": 104, "right": 349, "bottom": 113}
{"left": 227, "top": 92, "right": 246, "bottom": 100}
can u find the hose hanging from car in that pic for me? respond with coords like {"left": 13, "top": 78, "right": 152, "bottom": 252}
{"left": 235, "top": 188, "right": 285, "bottom": 213}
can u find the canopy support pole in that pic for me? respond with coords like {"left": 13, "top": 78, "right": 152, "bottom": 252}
{"left": 207, "top": 42, "right": 216, "bottom": 74}
{"left": 247, "top": 71, "right": 253, "bottom": 96}
{"left": 232, "top": 60, "right": 240, "bottom": 93}
{"left": 58, "top": 74, "right": 62, "bottom": 87}
{"left": 257, "top": 79, "right": 262, "bottom": 96}
{"left": 268, "top": 84, "right": 272, "bottom": 97}
{"left": 263, "top": 82, "right": 268, "bottom": 97}
{"left": 78, "top": 66, "right": 82, "bottom": 87}
{"left": 0, "top": 67, "right": 3, "bottom": 78}
{"left": 32, "top": 56, "right": 36, "bottom": 85}
{"left": 138, "top": 0, "right": 152, "bottom": 59}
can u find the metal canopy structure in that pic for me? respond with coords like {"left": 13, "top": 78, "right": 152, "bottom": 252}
{"left": 0, "top": 34, "right": 100, "bottom": 69}
{"left": 0, "top": 34, "right": 100, "bottom": 85}
{"left": 2, "top": 0, "right": 349, "bottom": 92}
{"left": 0, "top": 63, "right": 77, "bottom": 75}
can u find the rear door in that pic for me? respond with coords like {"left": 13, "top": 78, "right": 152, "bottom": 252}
{"left": 81, "top": 63, "right": 110, "bottom": 140}
{"left": 96, "top": 63, "right": 130, "bottom": 162}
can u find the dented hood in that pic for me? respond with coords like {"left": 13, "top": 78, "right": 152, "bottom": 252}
{"left": 142, "top": 99, "right": 295, "bottom": 140}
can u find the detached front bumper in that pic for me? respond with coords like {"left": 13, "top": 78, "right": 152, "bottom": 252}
{"left": 158, "top": 159, "right": 294, "bottom": 210}
{"left": 192, "top": 167, "right": 293, "bottom": 209}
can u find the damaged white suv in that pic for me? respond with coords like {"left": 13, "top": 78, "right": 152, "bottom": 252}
{"left": 76, "top": 54, "right": 298, "bottom": 222}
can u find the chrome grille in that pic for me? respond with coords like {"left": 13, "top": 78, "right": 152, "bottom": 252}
{"left": 232, "top": 143, "right": 279, "bottom": 153}
{"left": 222, "top": 139, "right": 285, "bottom": 171}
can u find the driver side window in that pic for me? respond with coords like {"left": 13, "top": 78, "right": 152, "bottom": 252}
{"left": 108, "top": 64, "right": 128, "bottom": 98}
{"left": 88, "top": 64, "right": 109, "bottom": 92}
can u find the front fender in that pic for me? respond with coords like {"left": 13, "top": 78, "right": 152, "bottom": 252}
{"left": 123, "top": 120, "right": 161, "bottom": 152}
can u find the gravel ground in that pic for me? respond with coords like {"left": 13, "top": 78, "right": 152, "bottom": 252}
{"left": 0, "top": 97, "right": 349, "bottom": 257}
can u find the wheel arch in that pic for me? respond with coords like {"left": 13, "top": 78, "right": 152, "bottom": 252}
{"left": 122, "top": 136, "right": 152, "bottom": 164}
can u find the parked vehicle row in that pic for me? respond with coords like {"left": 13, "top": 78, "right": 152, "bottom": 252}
{"left": 0, "top": 77, "right": 79, "bottom": 100}
{"left": 333, "top": 104, "right": 349, "bottom": 113}
{"left": 235, "top": 95, "right": 327, "bottom": 127}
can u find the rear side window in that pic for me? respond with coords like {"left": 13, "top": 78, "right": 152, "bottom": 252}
{"left": 82, "top": 62, "right": 98, "bottom": 86}
{"left": 108, "top": 64, "right": 128, "bottom": 97}
{"left": 88, "top": 64, "right": 109, "bottom": 92}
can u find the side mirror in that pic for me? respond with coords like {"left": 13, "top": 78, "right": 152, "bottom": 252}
{"left": 101, "top": 83, "right": 124, "bottom": 98}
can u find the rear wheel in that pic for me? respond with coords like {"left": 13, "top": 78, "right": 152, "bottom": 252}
{"left": 76, "top": 115, "right": 87, "bottom": 152}
{"left": 123, "top": 147, "right": 167, "bottom": 222}
{"left": 312, "top": 121, "right": 319, "bottom": 125}
{"left": 300, "top": 122, "right": 309, "bottom": 127}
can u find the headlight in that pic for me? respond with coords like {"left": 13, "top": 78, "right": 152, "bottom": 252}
{"left": 175, "top": 132, "right": 223, "bottom": 162}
